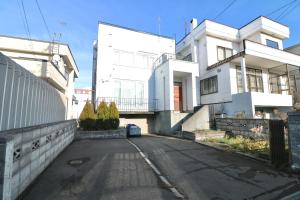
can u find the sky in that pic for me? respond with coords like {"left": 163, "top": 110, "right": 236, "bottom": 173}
{"left": 0, "top": 0, "right": 300, "bottom": 88}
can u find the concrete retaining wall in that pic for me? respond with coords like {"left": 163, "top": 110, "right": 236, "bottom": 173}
{"left": 215, "top": 117, "right": 269, "bottom": 139}
{"left": 119, "top": 114, "right": 154, "bottom": 134}
{"left": 76, "top": 128, "right": 126, "bottom": 139}
{"left": 0, "top": 120, "right": 76, "bottom": 200}
{"left": 182, "top": 105, "right": 210, "bottom": 132}
{"left": 154, "top": 111, "right": 190, "bottom": 134}
{"left": 288, "top": 112, "right": 300, "bottom": 172}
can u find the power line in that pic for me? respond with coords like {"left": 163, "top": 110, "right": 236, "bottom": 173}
{"left": 275, "top": 3, "right": 295, "bottom": 20}
{"left": 266, "top": 0, "right": 299, "bottom": 17}
{"left": 20, "top": 0, "right": 31, "bottom": 39}
{"left": 16, "top": 0, "right": 30, "bottom": 39}
{"left": 35, "top": 0, "right": 52, "bottom": 41}
{"left": 276, "top": 1, "right": 300, "bottom": 20}
{"left": 213, "top": 0, "right": 238, "bottom": 20}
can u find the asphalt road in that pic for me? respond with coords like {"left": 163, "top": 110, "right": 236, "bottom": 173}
{"left": 130, "top": 135, "right": 300, "bottom": 200}
{"left": 22, "top": 135, "right": 300, "bottom": 200}
{"left": 21, "top": 139, "right": 174, "bottom": 200}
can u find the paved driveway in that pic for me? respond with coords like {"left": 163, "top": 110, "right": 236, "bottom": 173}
{"left": 22, "top": 135, "right": 300, "bottom": 200}
{"left": 21, "top": 139, "right": 174, "bottom": 200}
{"left": 130, "top": 135, "right": 300, "bottom": 200}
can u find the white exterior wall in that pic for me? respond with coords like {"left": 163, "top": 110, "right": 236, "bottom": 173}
{"left": 73, "top": 89, "right": 92, "bottom": 119}
{"left": 155, "top": 62, "right": 172, "bottom": 111}
{"left": 0, "top": 36, "right": 78, "bottom": 120}
{"left": 155, "top": 60, "right": 198, "bottom": 111}
{"left": 95, "top": 23, "right": 175, "bottom": 107}
{"left": 200, "top": 63, "right": 232, "bottom": 104}
{"left": 175, "top": 16, "right": 296, "bottom": 117}
{"left": 205, "top": 36, "right": 240, "bottom": 66}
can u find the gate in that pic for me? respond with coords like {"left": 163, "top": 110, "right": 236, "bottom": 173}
{"left": 269, "top": 120, "right": 287, "bottom": 167}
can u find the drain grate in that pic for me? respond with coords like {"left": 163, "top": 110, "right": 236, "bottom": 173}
{"left": 67, "top": 157, "right": 90, "bottom": 166}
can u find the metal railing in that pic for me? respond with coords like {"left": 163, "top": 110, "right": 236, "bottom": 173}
{"left": 0, "top": 53, "right": 67, "bottom": 131}
{"left": 96, "top": 97, "right": 157, "bottom": 112}
{"left": 153, "top": 53, "right": 176, "bottom": 68}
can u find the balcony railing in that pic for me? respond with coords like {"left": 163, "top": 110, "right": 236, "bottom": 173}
{"left": 96, "top": 97, "right": 157, "bottom": 113}
{"left": 153, "top": 53, "right": 176, "bottom": 68}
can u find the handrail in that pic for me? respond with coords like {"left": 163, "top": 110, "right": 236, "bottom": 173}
{"left": 96, "top": 97, "right": 157, "bottom": 112}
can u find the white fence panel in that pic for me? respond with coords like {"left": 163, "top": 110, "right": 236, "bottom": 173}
{"left": 0, "top": 53, "right": 67, "bottom": 131}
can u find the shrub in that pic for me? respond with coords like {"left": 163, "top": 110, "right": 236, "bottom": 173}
{"left": 95, "top": 101, "right": 109, "bottom": 130}
{"left": 108, "top": 102, "right": 120, "bottom": 129}
{"left": 79, "top": 101, "right": 96, "bottom": 130}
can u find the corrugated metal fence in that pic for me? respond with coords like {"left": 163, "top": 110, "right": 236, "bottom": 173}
{"left": 0, "top": 53, "right": 67, "bottom": 131}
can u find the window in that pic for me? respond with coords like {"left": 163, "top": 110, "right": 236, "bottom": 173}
{"left": 114, "top": 50, "right": 133, "bottom": 66}
{"left": 236, "top": 66, "right": 263, "bottom": 93}
{"left": 217, "top": 46, "right": 233, "bottom": 61}
{"left": 200, "top": 76, "right": 218, "bottom": 95}
{"left": 266, "top": 39, "right": 279, "bottom": 49}
{"left": 113, "top": 79, "right": 144, "bottom": 99}
{"left": 269, "top": 73, "right": 295, "bottom": 94}
{"left": 136, "top": 53, "right": 148, "bottom": 68}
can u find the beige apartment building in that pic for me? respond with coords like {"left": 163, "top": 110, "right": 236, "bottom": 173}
{"left": 0, "top": 35, "right": 79, "bottom": 120}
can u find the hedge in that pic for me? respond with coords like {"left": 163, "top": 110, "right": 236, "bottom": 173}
{"left": 79, "top": 101, "right": 120, "bottom": 130}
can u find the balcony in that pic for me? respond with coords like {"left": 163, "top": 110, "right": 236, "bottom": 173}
{"left": 96, "top": 97, "right": 157, "bottom": 114}
{"left": 41, "top": 61, "right": 67, "bottom": 92}
{"left": 233, "top": 92, "right": 292, "bottom": 108}
{"left": 243, "top": 40, "right": 300, "bottom": 67}
{"left": 153, "top": 53, "right": 176, "bottom": 68}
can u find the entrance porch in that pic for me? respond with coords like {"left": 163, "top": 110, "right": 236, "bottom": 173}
{"left": 154, "top": 55, "right": 199, "bottom": 112}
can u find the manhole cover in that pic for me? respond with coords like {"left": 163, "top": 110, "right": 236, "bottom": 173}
{"left": 67, "top": 157, "right": 90, "bottom": 166}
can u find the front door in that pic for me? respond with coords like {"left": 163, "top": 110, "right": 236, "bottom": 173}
{"left": 174, "top": 82, "right": 183, "bottom": 112}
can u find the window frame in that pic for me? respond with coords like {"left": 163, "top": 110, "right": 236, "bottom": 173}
{"left": 200, "top": 76, "right": 218, "bottom": 95}
{"left": 217, "top": 46, "right": 233, "bottom": 61}
{"left": 266, "top": 39, "right": 279, "bottom": 49}
{"left": 236, "top": 66, "right": 264, "bottom": 93}
{"left": 113, "top": 79, "right": 144, "bottom": 100}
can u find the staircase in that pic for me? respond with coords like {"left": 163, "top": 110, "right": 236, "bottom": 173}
{"left": 177, "top": 105, "right": 210, "bottom": 133}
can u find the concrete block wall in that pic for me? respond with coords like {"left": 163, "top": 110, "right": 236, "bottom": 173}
{"left": 0, "top": 120, "right": 76, "bottom": 200}
{"left": 215, "top": 117, "right": 269, "bottom": 139}
{"left": 76, "top": 128, "right": 126, "bottom": 139}
{"left": 288, "top": 112, "right": 300, "bottom": 171}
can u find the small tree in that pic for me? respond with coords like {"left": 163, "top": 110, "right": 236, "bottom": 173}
{"left": 96, "top": 101, "right": 109, "bottom": 130}
{"left": 108, "top": 102, "right": 120, "bottom": 129}
{"left": 79, "top": 101, "right": 95, "bottom": 130}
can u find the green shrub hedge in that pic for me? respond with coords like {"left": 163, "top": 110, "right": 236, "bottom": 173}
{"left": 79, "top": 101, "right": 96, "bottom": 130}
{"left": 79, "top": 101, "right": 120, "bottom": 130}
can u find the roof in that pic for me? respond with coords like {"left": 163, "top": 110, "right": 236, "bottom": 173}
{"left": 176, "top": 16, "right": 288, "bottom": 45}
{"left": 285, "top": 43, "right": 300, "bottom": 51}
{"left": 98, "top": 21, "right": 175, "bottom": 40}
{"left": 0, "top": 34, "right": 79, "bottom": 74}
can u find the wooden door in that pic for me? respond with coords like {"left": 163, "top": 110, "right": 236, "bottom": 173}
{"left": 174, "top": 83, "right": 183, "bottom": 112}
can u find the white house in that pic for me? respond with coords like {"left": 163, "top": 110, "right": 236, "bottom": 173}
{"left": 93, "top": 16, "right": 300, "bottom": 133}
{"left": 0, "top": 35, "right": 79, "bottom": 120}
{"left": 73, "top": 88, "right": 92, "bottom": 118}
{"left": 176, "top": 16, "right": 300, "bottom": 118}
{"left": 92, "top": 22, "right": 176, "bottom": 133}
